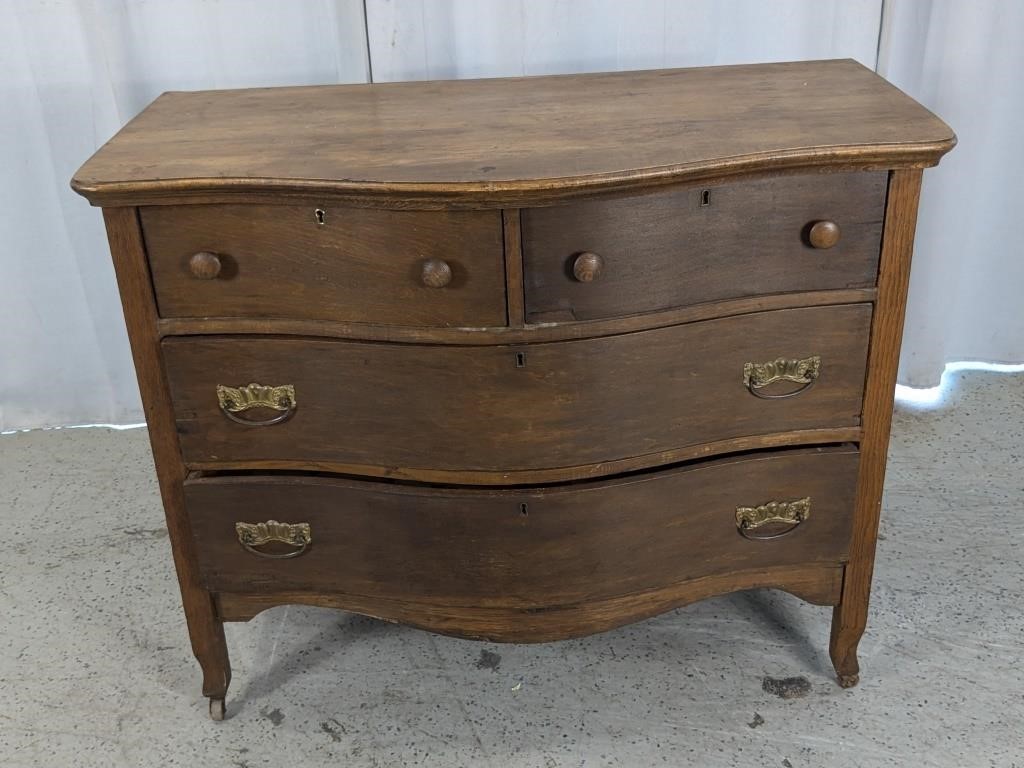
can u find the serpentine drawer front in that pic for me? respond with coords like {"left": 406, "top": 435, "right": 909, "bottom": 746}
{"left": 72, "top": 60, "right": 955, "bottom": 718}
{"left": 163, "top": 304, "right": 871, "bottom": 478}
{"left": 187, "top": 447, "right": 858, "bottom": 624}
{"left": 522, "top": 172, "right": 887, "bottom": 322}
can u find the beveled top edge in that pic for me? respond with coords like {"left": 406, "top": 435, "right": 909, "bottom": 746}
{"left": 72, "top": 59, "right": 956, "bottom": 207}
{"left": 71, "top": 144, "right": 955, "bottom": 208}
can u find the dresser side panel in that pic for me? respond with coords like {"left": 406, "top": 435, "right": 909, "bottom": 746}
{"left": 830, "top": 168, "right": 923, "bottom": 684}
{"left": 101, "top": 207, "right": 230, "bottom": 698}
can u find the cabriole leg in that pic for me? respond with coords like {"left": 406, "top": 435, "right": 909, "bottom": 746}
{"left": 829, "top": 598, "right": 863, "bottom": 688}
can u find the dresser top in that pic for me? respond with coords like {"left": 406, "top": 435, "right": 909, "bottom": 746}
{"left": 72, "top": 59, "right": 954, "bottom": 207}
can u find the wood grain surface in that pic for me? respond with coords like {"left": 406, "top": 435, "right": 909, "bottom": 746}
{"left": 187, "top": 446, "right": 858, "bottom": 638}
{"left": 162, "top": 304, "right": 872, "bottom": 476}
{"left": 215, "top": 563, "right": 844, "bottom": 641}
{"left": 71, "top": 60, "right": 954, "bottom": 208}
{"left": 142, "top": 203, "right": 506, "bottom": 326}
{"left": 523, "top": 172, "right": 886, "bottom": 321}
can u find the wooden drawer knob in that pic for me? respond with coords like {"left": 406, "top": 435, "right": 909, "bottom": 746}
{"left": 421, "top": 258, "right": 453, "bottom": 288}
{"left": 572, "top": 251, "right": 604, "bottom": 282}
{"left": 189, "top": 251, "right": 222, "bottom": 279}
{"left": 808, "top": 220, "right": 841, "bottom": 249}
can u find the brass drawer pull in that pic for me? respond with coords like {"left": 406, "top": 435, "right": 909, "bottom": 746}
{"left": 216, "top": 383, "right": 296, "bottom": 426}
{"left": 736, "top": 497, "right": 811, "bottom": 540}
{"left": 743, "top": 355, "right": 820, "bottom": 399}
{"left": 235, "top": 520, "right": 312, "bottom": 559}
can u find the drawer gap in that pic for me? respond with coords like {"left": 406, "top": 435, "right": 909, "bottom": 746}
{"left": 185, "top": 442, "right": 857, "bottom": 492}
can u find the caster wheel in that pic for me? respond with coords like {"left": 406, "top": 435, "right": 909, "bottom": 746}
{"left": 209, "top": 697, "right": 226, "bottom": 721}
{"left": 837, "top": 674, "right": 860, "bottom": 689}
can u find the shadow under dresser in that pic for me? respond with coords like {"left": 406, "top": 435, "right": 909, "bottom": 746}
{"left": 71, "top": 59, "right": 955, "bottom": 720}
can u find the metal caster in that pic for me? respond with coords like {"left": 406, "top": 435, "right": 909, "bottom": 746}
{"left": 209, "top": 697, "right": 226, "bottom": 721}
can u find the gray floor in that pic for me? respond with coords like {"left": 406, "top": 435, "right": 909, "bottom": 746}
{"left": 1, "top": 369, "right": 1021, "bottom": 767}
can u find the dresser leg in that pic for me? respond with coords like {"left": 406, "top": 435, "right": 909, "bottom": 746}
{"left": 198, "top": 630, "right": 231, "bottom": 709}
{"left": 184, "top": 594, "right": 232, "bottom": 718}
{"left": 829, "top": 601, "right": 862, "bottom": 688}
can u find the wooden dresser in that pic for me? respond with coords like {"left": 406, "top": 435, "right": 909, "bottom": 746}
{"left": 72, "top": 60, "right": 954, "bottom": 720}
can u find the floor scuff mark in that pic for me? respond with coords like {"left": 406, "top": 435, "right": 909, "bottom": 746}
{"left": 761, "top": 676, "right": 811, "bottom": 699}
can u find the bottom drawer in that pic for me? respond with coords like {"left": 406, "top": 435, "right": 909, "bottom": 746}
{"left": 186, "top": 446, "right": 858, "bottom": 606}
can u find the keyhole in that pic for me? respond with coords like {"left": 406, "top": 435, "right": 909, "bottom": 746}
{"left": 314, "top": 208, "right": 326, "bottom": 225}
{"left": 520, "top": 503, "right": 529, "bottom": 516}
{"left": 515, "top": 351, "right": 526, "bottom": 368}
{"left": 700, "top": 189, "right": 711, "bottom": 207}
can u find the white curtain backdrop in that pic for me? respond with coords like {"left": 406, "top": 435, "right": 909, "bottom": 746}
{"left": 878, "top": 0, "right": 1024, "bottom": 387}
{"left": 0, "top": 0, "right": 1016, "bottom": 430}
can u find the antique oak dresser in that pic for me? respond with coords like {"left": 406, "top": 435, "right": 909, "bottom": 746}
{"left": 72, "top": 60, "right": 954, "bottom": 719}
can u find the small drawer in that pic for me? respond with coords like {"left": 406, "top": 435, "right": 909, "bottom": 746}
{"left": 162, "top": 303, "right": 871, "bottom": 476}
{"left": 141, "top": 203, "right": 507, "bottom": 327}
{"left": 185, "top": 446, "right": 859, "bottom": 602}
{"left": 522, "top": 172, "right": 886, "bottom": 322}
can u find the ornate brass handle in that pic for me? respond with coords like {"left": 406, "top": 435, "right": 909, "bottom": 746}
{"left": 216, "top": 383, "right": 296, "bottom": 426}
{"left": 235, "top": 520, "right": 312, "bottom": 559}
{"left": 736, "top": 497, "right": 811, "bottom": 540}
{"left": 743, "top": 356, "right": 821, "bottom": 399}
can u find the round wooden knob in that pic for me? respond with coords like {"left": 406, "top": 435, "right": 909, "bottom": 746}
{"left": 572, "top": 252, "right": 604, "bottom": 283}
{"left": 421, "top": 258, "right": 453, "bottom": 288}
{"left": 189, "top": 251, "right": 222, "bottom": 280}
{"left": 808, "top": 220, "right": 841, "bottom": 249}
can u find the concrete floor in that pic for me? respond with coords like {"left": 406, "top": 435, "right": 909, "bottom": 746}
{"left": 1, "top": 369, "right": 1021, "bottom": 767}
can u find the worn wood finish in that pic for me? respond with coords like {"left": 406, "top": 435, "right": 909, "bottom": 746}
{"left": 502, "top": 209, "right": 526, "bottom": 326}
{"left": 163, "top": 304, "right": 871, "bottom": 475}
{"left": 830, "top": 169, "right": 923, "bottom": 688}
{"left": 101, "top": 208, "right": 231, "bottom": 709}
{"left": 155, "top": 287, "right": 877, "bottom": 345}
{"left": 523, "top": 173, "right": 885, "bottom": 322}
{"left": 188, "top": 446, "right": 857, "bottom": 616}
{"left": 141, "top": 203, "right": 506, "bottom": 326}
{"left": 72, "top": 61, "right": 954, "bottom": 208}
{"left": 216, "top": 563, "right": 845, "bottom": 641}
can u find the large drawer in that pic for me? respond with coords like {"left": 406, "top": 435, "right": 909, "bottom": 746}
{"left": 163, "top": 303, "right": 871, "bottom": 474}
{"left": 186, "top": 446, "right": 859, "bottom": 602}
{"left": 141, "top": 203, "right": 507, "bottom": 327}
{"left": 522, "top": 172, "right": 886, "bottom": 322}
